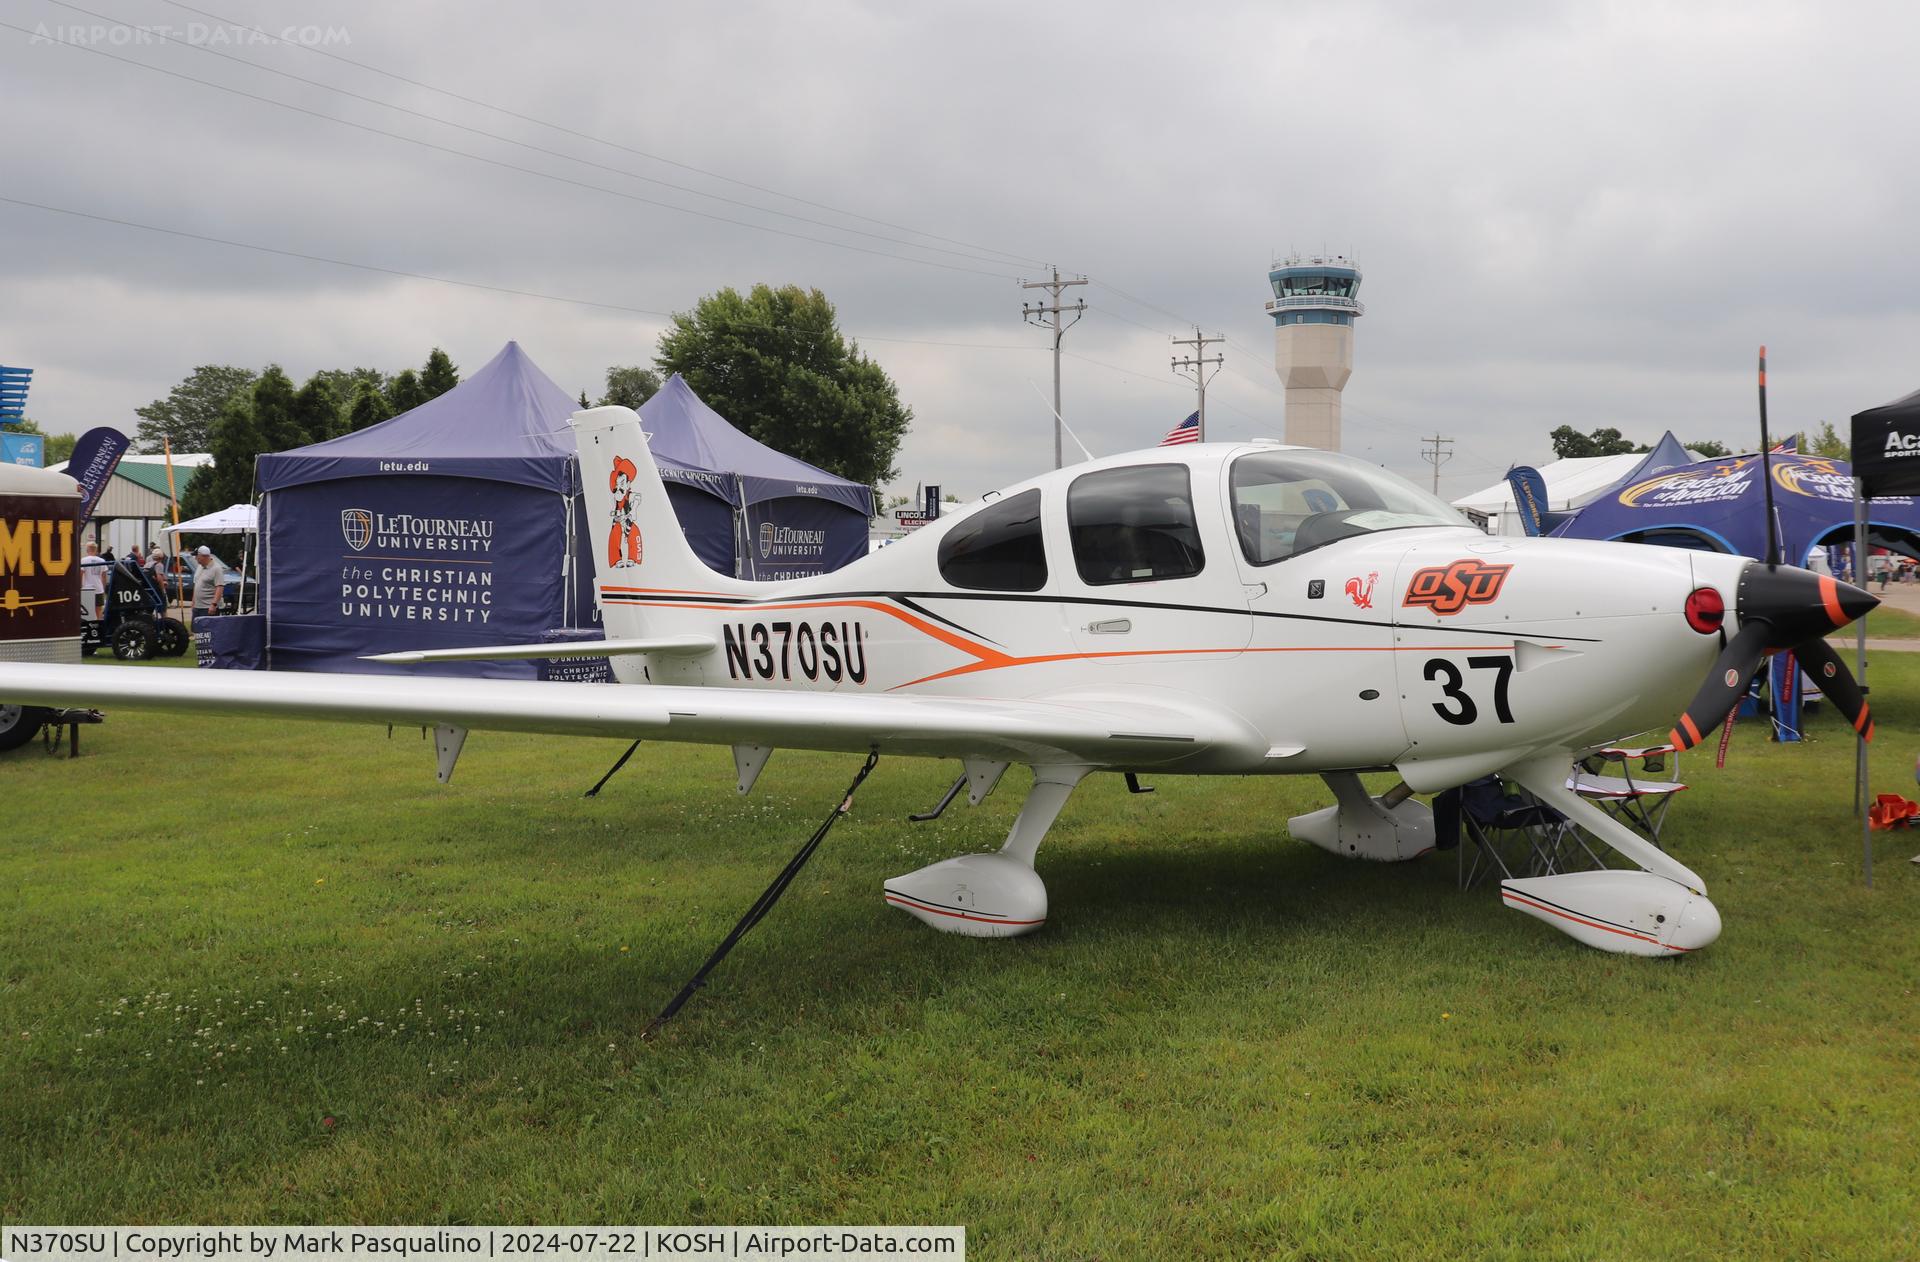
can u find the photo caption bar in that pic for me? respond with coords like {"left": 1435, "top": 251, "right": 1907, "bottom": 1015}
{"left": 1, "top": 1227, "right": 963, "bottom": 1262}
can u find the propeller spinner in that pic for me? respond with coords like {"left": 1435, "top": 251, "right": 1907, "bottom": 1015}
{"left": 1670, "top": 563, "right": 1878, "bottom": 749}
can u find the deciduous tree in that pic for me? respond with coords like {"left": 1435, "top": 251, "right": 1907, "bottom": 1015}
{"left": 598, "top": 365, "right": 662, "bottom": 410}
{"left": 181, "top": 394, "right": 265, "bottom": 519}
{"left": 1807, "top": 422, "right": 1849, "bottom": 459}
{"left": 421, "top": 348, "right": 460, "bottom": 399}
{"left": 252, "top": 366, "right": 304, "bottom": 452}
{"left": 386, "top": 368, "right": 428, "bottom": 417}
{"left": 347, "top": 381, "right": 393, "bottom": 433}
{"left": 1548, "top": 425, "right": 1641, "bottom": 459}
{"left": 133, "top": 365, "right": 257, "bottom": 453}
{"left": 292, "top": 374, "right": 344, "bottom": 443}
{"left": 655, "top": 284, "right": 910, "bottom": 487}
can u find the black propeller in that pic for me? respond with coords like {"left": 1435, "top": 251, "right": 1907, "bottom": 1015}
{"left": 1670, "top": 563, "right": 1878, "bottom": 750}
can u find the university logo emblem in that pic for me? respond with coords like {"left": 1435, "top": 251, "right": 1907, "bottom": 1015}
{"left": 759, "top": 521, "right": 775, "bottom": 559}
{"left": 1402, "top": 558, "right": 1513, "bottom": 616}
{"left": 341, "top": 508, "right": 374, "bottom": 551}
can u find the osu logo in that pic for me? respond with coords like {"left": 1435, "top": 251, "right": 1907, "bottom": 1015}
{"left": 758, "top": 521, "right": 774, "bottom": 559}
{"left": 340, "top": 508, "right": 374, "bottom": 551}
{"left": 1403, "top": 558, "right": 1513, "bottom": 616}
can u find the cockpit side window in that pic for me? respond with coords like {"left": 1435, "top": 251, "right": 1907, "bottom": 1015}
{"left": 1067, "top": 464, "right": 1205, "bottom": 586}
{"left": 1229, "top": 449, "right": 1470, "bottom": 565}
{"left": 937, "top": 489, "right": 1047, "bottom": 591}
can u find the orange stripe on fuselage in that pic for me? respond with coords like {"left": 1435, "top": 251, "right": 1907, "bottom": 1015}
{"left": 892, "top": 642, "right": 1528, "bottom": 689}
{"left": 597, "top": 585, "right": 1537, "bottom": 689}
{"left": 607, "top": 593, "right": 1017, "bottom": 669}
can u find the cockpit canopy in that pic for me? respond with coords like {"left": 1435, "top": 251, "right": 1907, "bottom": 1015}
{"left": 935, "top": 447, "right": 1471, "bottom": 593}
{"left": 1230, "top": 449, "right": 1468, "bottom": 564}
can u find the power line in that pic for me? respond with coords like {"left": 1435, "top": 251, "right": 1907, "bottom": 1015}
{"left": 34, "top": 0, "right": 1034, "bottom": 274}
{"left": 1170, "top": 327, "right": 1224, "bottom": 441}
{"left": 1021, "top": 268, "right": 1088, "bottom": 470}
{"left": 1, "top": 18, "right": 1017, "bottom": 281}
{"left": 1419, "top": 434, "right": 1455, "bottom": 494}
{"left": 0, "top": 195, "right": 1042, "bottom": 352}
{"left": 145, "top": 0, "right": 1049, "bottom": 270}
{"left": 21, "top": 4, "right": 1344, "bottom": 408}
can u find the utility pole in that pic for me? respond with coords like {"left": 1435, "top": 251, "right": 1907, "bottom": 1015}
{"left": 1020, "top": 266, "right": 1088, "bottom": 468}
{"left": 1419, "top": 434, "right": 1455, "bottom": 495}
{"left": 1170, "top": 326, "right": 1225, "bottom": 441}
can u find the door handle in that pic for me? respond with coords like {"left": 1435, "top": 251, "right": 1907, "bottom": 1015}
{"left": 1086, "top": 618, "right": 1132, "bottom": 634}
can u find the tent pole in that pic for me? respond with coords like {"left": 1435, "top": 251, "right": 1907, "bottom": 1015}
{"left": 735, "top": 475, "right": 750, "bottom": 581}
{"left": 1854, "top": 480, "right": 1871, "bottom": 885}
{"left": 561, "top": 492, "right": 575, "bottom": 628}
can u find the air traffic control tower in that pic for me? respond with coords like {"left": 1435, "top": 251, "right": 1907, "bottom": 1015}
{"left": 1266, "top": 255, "right": 1363, "bottom": 450}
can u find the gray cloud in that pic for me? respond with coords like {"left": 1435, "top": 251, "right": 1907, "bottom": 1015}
{"left": 2, "top": 0, "right": 1917, "bottom": 500}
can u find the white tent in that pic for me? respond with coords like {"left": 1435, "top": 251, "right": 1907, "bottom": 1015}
{"left": 165, "top": 503, "right": 260, "bottom": 612}
{"left": 1453, "top": 451, "right": 1702, "bottom": 536}
{"left": 164, "top": 504, "right": 258, "bottom": 535}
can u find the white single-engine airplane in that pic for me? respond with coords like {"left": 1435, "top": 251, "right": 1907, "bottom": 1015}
{"left": 0, "top": 407, "right": 1877, "bottom": 957}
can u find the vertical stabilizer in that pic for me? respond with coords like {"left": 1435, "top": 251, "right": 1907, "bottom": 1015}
{"left": 571, "top": 406, "right": 752, "bottom": 653}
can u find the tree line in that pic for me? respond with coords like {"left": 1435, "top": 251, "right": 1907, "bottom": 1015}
{"left": 174, "top": 350, "right": 461, "bottom": 519}
{"left": 12, "top": 284, "right": 914, "bottom": 518}
{"left": 1547, "top": 422, "right": 1850, "bottom": 461}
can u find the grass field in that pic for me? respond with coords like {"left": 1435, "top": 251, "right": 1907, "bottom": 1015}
{"left": 1858, "top": 602, "right": 1920, "bottom": 640}
{"left": 5, "top": 656, "right": 1919, "bottom": 1258}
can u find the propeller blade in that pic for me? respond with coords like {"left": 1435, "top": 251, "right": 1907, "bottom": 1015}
{"left": 1670, "top": 621, "right": 1772, "bottom": 751}
{"left": 1794, "top": 637, "right": 1874, "bottom": 741}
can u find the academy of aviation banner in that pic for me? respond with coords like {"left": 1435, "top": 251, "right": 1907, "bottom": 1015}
{"left": 263, "top": 477, "right": 579, "bottom": 678}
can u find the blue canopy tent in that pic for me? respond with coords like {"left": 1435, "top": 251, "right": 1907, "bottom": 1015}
{"left": 1551, "top": 449, "right": 1920, "bottom": 565}
{"left": 256, "top": 342, "right": 597, "bottom": 678}
{"left": 639, "top": 374, "right": 874, "bottom": 580}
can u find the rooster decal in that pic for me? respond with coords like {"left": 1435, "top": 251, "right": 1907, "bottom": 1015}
{"left": 1344, "top": 571, "right": 1378, "bottom": 609}
{"left": 608, "top": 456, "right": 643, "bottom": 568}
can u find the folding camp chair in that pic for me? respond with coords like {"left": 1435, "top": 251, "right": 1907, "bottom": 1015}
{"left": 1443, "top": 776, "right": 1601, "bottom": 891}
{"left": 1566, "top": 744, "right": 1688, "bottom": 842}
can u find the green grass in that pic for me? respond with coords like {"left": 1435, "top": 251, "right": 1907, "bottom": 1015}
{"left": 1858, "top": 603, "right": 1920, "bottom": 639}
{"left": 5, "top": 656, "right": 1919, "bottom": 1258}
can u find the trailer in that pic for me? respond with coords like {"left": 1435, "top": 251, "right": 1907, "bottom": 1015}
{"left": 1, "top": 462, "right": 84, "bottom": 751}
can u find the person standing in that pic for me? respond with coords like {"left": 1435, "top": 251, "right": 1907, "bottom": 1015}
{"left": 190, "top": 546, "right": 224, "bottom": 622}
{"left": 78, "top": 541, "right": 109, "bottom": 620}
{"left": 146, "top": 543, "right": 169, "bottom": 595}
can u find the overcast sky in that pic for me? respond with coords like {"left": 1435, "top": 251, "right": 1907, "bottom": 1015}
{"left": 4, "top": 0, "right": 1917, "bottom": 501}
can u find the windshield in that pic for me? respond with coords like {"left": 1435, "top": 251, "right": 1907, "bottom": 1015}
{"left": 1230, "top": 449, "right": 1471, "bottom": 565}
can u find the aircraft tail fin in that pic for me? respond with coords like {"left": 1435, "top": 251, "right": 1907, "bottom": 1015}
{"left": 571, "top": 405, "right": 752, "bottom": 644}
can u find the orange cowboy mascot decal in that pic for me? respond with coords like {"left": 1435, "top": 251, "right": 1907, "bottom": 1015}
{"left": 607, "top": 455, "right": 643, "bottom": 568}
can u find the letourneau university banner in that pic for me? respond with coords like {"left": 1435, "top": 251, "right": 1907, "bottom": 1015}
{"left": 741, "top": 495, "right": 864, "bottom": 580}
{"left": 265, "top": 477, "right": 568, "bottom": 677}
{"left": 64, "top": 426, "right": 131, "bottom": 524}
{"left": 1504, "top": 465, "right": 1550, "bottom": 536}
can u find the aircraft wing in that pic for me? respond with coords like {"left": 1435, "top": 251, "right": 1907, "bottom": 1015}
{"left": 0, "top": 664, "right": 1263, "bottom": 767}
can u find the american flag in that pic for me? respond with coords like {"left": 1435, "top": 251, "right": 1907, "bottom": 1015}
{"left": 1768, "top": 434, "right": 1797, "bottom": 454}
{"left": 1159, "top": 412, "right": 1200, "bottom": 446}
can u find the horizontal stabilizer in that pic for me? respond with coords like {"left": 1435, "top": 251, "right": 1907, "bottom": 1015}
{"left": 363, "top": 635, "right": 716, "bottom": 665}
